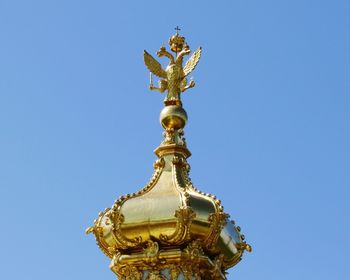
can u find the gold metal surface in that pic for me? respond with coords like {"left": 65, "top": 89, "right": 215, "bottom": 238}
{"left": 144, "top": 31, "right": 201, "bottom": 106}
{"left": 87, "top": 30, "right": 251, "bottom": 280}
{"left": 160, "top": 105, "right": 188, "bottom": 129}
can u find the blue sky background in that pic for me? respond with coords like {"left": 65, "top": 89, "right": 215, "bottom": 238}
{"left": 0, "top": 1, "right": 349, "bottom": 279}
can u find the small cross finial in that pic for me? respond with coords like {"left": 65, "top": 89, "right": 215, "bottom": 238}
{"left": 175, "top": 26, "right": 181, "bottom": 35}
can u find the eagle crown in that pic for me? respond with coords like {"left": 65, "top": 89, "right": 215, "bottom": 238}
{"left": 144, "top": 31, "right": 202, "bottom": 106}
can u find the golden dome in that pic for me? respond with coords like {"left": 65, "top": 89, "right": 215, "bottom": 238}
{"left": 87, "top": 32, "right": 251, "bottom": 280}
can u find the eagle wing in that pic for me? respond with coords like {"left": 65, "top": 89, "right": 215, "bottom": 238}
{"left": 144, "top": 50, "right": 167, "bottom": 79}
{"left": 183, "top": 47, "right": 202, "bottom": 77}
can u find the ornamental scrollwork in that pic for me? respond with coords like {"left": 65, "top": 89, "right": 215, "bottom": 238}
{"left": 203, "top": 212, "right": 229, "bottom": 250}
{"left": 153, "top": 158, "right": 165, "bottom": 169}
{"left": 143, "top": 240, "right": 165, "bottom": 266}
{"left": 119, "top": 265, "right": 143, "bottom": 280}
{"left": 183, "top": 239, "right": 205, "bottom": 261}
{"left": 159, "top": 206, "right": 196, "bottom": 245}
{"left": 146, "top": 270, "right": 166, "bottom": 280}
{"left": 109, "top": 210, "right": 143, "bottom": 249}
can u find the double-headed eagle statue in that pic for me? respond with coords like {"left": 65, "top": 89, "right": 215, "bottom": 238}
{"left": 144, "top": 31, "right": 202, "bottom": 105}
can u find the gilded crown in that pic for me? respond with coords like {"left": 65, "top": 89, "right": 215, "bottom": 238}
{"left": 169, "top": 33, "right": 186, "bottom": 52}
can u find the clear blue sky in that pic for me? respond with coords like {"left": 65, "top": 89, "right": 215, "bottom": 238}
{"left": 1, "top": 1, "right": 349, "bottom": 279}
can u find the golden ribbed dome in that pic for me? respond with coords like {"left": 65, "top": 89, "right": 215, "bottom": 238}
{"left": 87, "top": 31, "right": 251, "bottom": 280}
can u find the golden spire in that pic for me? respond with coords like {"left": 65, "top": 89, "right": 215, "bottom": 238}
{"left": 87, "top": 31, "right": 251, "bottom": 280}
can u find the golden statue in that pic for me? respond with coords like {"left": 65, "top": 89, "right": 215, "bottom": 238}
{"left": 144, "top": 29, "right": 201, "bottom": 105}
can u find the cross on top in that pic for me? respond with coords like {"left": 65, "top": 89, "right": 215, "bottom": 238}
{"left": 175, "top": 26, "right": 181, "bottom": 35}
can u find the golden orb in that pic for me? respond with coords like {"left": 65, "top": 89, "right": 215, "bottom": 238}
{"left": 160, "top": 105, "right": 187, "bottom": 129}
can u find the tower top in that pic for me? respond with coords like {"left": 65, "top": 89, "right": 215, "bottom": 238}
{"left": 87, "top": 32, "right": 251, "bottom": 280}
